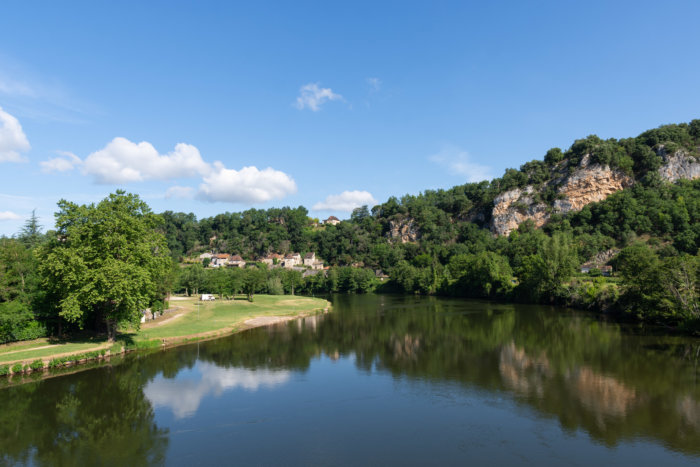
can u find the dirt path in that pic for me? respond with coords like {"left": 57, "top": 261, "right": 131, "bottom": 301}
{"left": 1, "top": 344, "right": 60, "bottom": 356}
{"left": 151, "top": 313, "right": 183, "bottom": 327}
{"left": 243, "top": 316, "right": 296, "bottom": 327}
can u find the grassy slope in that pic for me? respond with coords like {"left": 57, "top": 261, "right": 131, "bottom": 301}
{"left": 0, "top": 295, "right": 328, "bottom": 365}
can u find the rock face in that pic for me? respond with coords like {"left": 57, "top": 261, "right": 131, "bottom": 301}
{"left": 490, "top": 161, "right": 633, "bottom": 236}
{"left": 491, "top": 186, "right": 548, "bottom": 236}
{"left": 553, "top": 164, "right": 633, "bottom": 214}
{"left": 658, "top": 150, "right": 700, "bottom": 182}
{"left": 388, "top": 218, "right": 420, "bottom": 243}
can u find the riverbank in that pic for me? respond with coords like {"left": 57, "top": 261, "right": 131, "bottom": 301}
{"left": 0, "top": 295, "right": 330, "bottom": 374}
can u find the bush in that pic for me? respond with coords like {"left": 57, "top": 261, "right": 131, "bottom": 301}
{"left": 29, "top": 359, "right": 43, "bottom": 370}
{"left": 12, "top": 320, "right": 47, "bottom": 342}
{"left": 0, "top": 365, "right": 9, "bottom": 376}
{"left": 11, "top": 363, "right": 23, "bottom": 374}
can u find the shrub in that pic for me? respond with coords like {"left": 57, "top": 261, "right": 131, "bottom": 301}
{"left": 12, "top": 320, "right": 47, "bottom": 342}
{"left": 11, "top": 363, "right": 23, "bottom": 374}
{"left": 0, "top": 365, "right": 9, "bottom": 376}
{"left": 29, "top": 359, "right": 43, "bottom": 370}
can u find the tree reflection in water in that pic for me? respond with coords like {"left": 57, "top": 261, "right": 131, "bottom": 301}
{"left": 1, "top": 294, "right": 699, "bottom": 464}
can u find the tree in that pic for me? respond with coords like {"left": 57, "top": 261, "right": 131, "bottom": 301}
{"left": 281, "top": 269, "right": 303, "bottom": 295}
{"left": 18, "top": 209, "right": 43, "bottom": 249}
{"left": 242, "top": 267, "right": 266, "bottom": 301}
{"left": 38, "top": 191, "right": 172, "bottom": 341}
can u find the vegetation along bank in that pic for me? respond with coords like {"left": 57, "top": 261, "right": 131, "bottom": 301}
{"left": 2, "top": 119, "right": 700, "bottom": 358}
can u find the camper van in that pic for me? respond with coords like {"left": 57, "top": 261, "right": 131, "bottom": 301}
{"left": 200, "top": 294, "right": 215, "bottom": 301}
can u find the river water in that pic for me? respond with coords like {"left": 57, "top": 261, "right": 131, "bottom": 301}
{"left": 1, "top": 295, "right": 699, "bottom": 466}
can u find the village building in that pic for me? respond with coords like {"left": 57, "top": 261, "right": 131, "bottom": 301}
{"left": 303, "top": 252, "right": 325, "bottom": 270}
{"left": 210, "top": 254, "right": 230, "bottom": 268}
{"left": 260, "top": 253, "right": 283, "bottom": 266}
{"left": 282, "top": 252, "right": 302, "bottom": 268}
{"left": 324, "top": 215, "right": 341, "bottom": 226}
{"left": 228, "top": 254, "right": 246, "bottom": 268}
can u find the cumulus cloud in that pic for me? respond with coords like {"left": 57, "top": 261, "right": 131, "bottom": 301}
{"left": 165, "top": 185, "right": 195, "bottom": 199}
{"left": 82, "top": 137, "right": 211, "bottom": 184}
{"left": 0, "top": 107, "right": 30, "bottom": 162}
{"left": 40, "top": 150, "right": 82, "bottom": 173}
{"left": 313, "top": 190, "right": 377, "bottom": 212}
{"left": 0, "top": 211, "right": 21, "bottom": 221}
{"left": 197, "top": 163, "right": 297, "bottom": 204}
{"left": 429, "top": 145, "right": 492, "bottom": 182}
{"left": 295, "top": 83, "right": 343, "bottom": 111}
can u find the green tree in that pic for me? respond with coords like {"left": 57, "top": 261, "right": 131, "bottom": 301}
{"left": 38, "top": 191, "right": 172, "bottom": 341}
{"left": 243, "top": 267, "right": 266, "bottom": 301}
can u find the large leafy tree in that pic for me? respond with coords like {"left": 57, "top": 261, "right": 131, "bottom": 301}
{"left": 38, "top": 191, "right": 172, "bottom": 340}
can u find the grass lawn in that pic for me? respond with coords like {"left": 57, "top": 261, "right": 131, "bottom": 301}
{"left": 0, "top": 295, "right": 328, "bottom": 365}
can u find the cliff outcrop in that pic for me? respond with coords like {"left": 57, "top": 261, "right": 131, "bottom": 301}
{"left": 490, "top": 186, "right": 548, "bottom": 237}
{"left": 490, "top": 160, "right": 633, "bottom": 236}
{"left": 658, "top": 150, "right": 700, "bottom": 182}
{"left": 387, "top": 218, "right": 420, "bottom": 243}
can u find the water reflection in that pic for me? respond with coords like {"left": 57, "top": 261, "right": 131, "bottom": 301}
{"left": 144, "top": 363, "right": 291, "bottom": 418}
{"left": 0, "top": 294, "right": 699, "bottom": 465}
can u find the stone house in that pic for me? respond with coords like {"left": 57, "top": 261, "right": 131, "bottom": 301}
{"left": 210, "top": 254, "right": 230, "bottom": 268}
{"left": 282, "top": 253, "right": 302, "bottom": 268}
{"left": 228, "top": 254, "right": 246, "bottom": 268}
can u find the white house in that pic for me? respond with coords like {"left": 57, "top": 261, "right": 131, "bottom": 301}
{"left": 303, "top": 252, "right": 316, "bottom": 266}
{"left": 210, "top": 254, "right": 230, "bottom": 268}
{"left": 324, "top": 216, "right": 341, "bottom": 226}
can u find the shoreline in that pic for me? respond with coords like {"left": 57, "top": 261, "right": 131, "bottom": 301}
{"left": 0, "top": 296, "right": 330, "bottom": 380}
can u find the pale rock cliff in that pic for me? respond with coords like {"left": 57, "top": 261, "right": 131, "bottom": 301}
{"left": 553, "top": 164, "right": 633, "bottom": 214}
{"left": 490, "top": 186, "right": 548, "bottom": 237}
{"left": 490, "top": 161, "right": 633, "bottom": 236}
{"left": 388, "top": 218, "right": 420, "bottom": 243}
{"left": 658, "top": 150, "right": 700, "bottom": 182}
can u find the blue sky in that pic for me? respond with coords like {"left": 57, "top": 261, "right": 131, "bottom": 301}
{"left": 1, "top": 1, "right": 699, "bottom": 235}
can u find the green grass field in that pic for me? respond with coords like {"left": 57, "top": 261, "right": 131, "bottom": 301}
{"left": 0, "top": 295, "right": 328, "bottom": 365}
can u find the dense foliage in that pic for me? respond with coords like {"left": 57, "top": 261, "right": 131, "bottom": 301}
{"left": 1, "top": 120, "right": 700, "bottom": 343}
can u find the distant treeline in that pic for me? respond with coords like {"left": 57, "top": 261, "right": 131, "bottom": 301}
{"left": 2, "top": 121, "right": 700, "bottom": 343}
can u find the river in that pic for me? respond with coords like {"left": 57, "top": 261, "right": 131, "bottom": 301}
{"left": 1, "top": 295, "right": 699, "bottom": 466}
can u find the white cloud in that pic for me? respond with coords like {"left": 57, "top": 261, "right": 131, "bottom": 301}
{"left": 144, "top": 362, "right": 291, "bottom": 419}
{"left": 40, "top": 151, "right": 82, "bottom": 173}
{"left": 313, "top": 190, "right": 377, "bottom": 212}
{"left": 295, "top": 83, "right": 343, "bottom": 111}
{"left": 197, "top": 163, "right": 297, "bottom": 204}
{"left": 429, "top": 145, "right": 492, "bottom": 182}
{"left": 82, "top": 137, "right": 211, "bottom": 184}
{"left": 165, "top": 185, "right": 195, "bottom": 199}
{"left": 0, "top": 211, "right": 21, "bottom": 221}
{"left": 0, "top": 107, "right": 30, "bottom": 162}
{"left": 367, "top": 77, "right": 381, "bottom": 92}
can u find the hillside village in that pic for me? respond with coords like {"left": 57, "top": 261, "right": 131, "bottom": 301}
{"left": 198, "top": 251, "right": 326, "bottom": 277}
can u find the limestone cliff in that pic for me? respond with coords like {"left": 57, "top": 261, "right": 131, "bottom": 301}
{"left": 490, "top": 186, "right": 548, "bottom": 237}
{"left": 490, "top": 159, "right": 633, "bottom": 236}
{"left": 387, "top": 218, "right": 420, "bottom": 243}
{"left": 552, "top": 164, "right": 633, "bottom": 214}
{"left": 658, "top": 149, "right": 700, "bottom": 182}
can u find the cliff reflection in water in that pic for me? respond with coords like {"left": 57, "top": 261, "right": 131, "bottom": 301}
{"left": 1, "top": 294, "right": 699, "bottom": 464}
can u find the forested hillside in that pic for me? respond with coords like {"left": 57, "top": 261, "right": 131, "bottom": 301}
{"left": 2, "top": 121, "right": 700, "bottom": 344}
{"left": 162, "top": 120, "right": 700, "bottom": 331}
